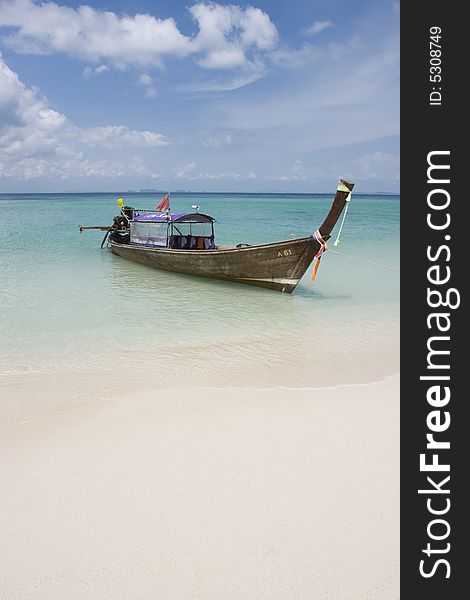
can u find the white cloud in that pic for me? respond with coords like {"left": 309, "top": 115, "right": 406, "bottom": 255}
{"left": 171, "top": 165, "right": 257, "bottom": 181}
{"left": 75, "top": 156, "right": 160, "bottom": 179}
{"left": 191, "top": 170, "right": 256, "bottom": 181}
{"left": 183, "top": 60, "right": 267, "bottom": 92}
{"left": 351, "top": 151, "right": 400, "bottom": 181}
{"left": 216, "top": 32, "right": 399, "bottom": 153}
{"left": 83, "top": 64, "right": 109, "bottom": 78}
{"left": 0, "top": 0, "right": 279, "bottom": 74}
{"left": 189, "top": 3, "right": 277, "bottom": 70}
{"left": 95, "top": 64, "right": 109, "bottom": 74}
{"left": 269, "top": 32, "right": 361, "bottom": 71}
{"left": 137, "top": 73, "right": 158, "bottom": 97}
{"left": 138, "top": 74, "right": 152, "bottom": 87}
{"left": 327, "top": 35, "right": 362, "bottom": 60}
{"left": 0, "top": 54, "right": 67, "bottom": 164}
{"left": 0, "top": 54, "right": 169, "bottom": 180}
{"left": 239, "top": 7, "right": 278, "bottom": 50}
{"left": 189, "top": 3, "right": 277, "bottom": 72}
{"left": 77, "top": 126, "right": 168, "bottom": 149}
{"left": 266, "top": 160, "right": 307, "bottom": 182}
{"left": 263, "top": 152, "right": 399, "bottom": 187}
{"left": 202, "top": 134, "right": 233, "bottom": 147}
{"left": 197, "top": 47, "right": 246, "bottom": 70}
{"left": 173, "top": 161, "right": 197, "bottom": 179}
{"left": 304, "top": 20, "right": 334, "bottom": 36}
{"left": 0, "top": 0, "right": 191, "bottom": 67}
{"left": 269, "top": 43, "right": 321, "bottom": 68}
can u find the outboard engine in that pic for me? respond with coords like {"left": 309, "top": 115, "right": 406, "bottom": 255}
{"left": 109, "top": 213, "right": 130, "bottom": 244}
{"left": 113, "top": 215, "right": 129, "bottom": 229}
{"left": 109, "top": 229, "right": 130, "bottom": 244}
{"left": 122, "top": 206, "right": 134, "bottom": 220}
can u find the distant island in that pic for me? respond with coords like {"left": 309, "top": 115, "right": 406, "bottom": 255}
{"left": 124, "top": 189, "right": 191, "bottom": 194}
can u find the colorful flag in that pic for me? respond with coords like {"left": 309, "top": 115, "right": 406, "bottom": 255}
{"left": 156, "top": 192, "right": 170, "bottom": 212}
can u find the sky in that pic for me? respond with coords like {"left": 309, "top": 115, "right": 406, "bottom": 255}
{"left": 0, "top": 0, "right": 400, "bottom": 193}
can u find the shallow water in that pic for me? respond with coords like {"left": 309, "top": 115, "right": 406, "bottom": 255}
{"left": 0, "top": 192, "right": 399, "bottom": 385}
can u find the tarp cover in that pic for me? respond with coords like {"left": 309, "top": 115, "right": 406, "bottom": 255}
{"left": 133, "top": 212, "right": 214, "bottom": 223}
{"left": 130, "top": 221, "right": 168, "bottom": 246}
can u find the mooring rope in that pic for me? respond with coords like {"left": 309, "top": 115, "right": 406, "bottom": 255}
{"left": 328, "top": 249, "right": 400, "bottom": 273}
{"left": 311, "top": 229, "right": 328, "bottom": 282}
{"left": 333, "top": 182, "right": 353, "bottom": 247}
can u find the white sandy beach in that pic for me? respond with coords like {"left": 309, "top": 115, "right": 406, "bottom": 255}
{"left": 0, "top": 376, "right": 399, "bottom": 600}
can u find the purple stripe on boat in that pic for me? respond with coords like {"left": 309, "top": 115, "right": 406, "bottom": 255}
{"left": 133, "top": 212, "right": 187, "bottom": 222}
{"left": 132, "top": 212, "right": 215, "bottom": 223}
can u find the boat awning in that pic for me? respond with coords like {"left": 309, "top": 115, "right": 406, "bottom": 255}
{"left": 133, "top": 212, "right": 215, "bottom": 223}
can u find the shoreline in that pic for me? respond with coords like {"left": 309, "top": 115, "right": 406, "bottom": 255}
{"left": 1, "top": 363, "right": 399, "bottom": 430}
{"left": 1, "top": 297, "right": 399, "bottom": 598}
{"left": 1, "top": 320, "right": 399, "bottom": 428}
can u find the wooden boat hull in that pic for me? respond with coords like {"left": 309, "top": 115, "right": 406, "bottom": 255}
{"left": 110, "top": 236, "right": 319, "bottom": 293}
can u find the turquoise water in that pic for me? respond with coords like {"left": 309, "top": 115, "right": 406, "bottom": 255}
{"left": 0, "top": 192, "right": 399, "bottom": 386}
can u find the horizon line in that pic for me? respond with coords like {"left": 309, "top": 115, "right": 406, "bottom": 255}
{"left": 0, "top": 190, "right": 401, "bottom": 196}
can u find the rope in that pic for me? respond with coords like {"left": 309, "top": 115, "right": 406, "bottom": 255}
{"left": 336, "top": 182, "right": 352, "bottom": 195}
{"left": 313, "top": 229, "right": 328, "bottom": 258}
{"left": 333, "top": 182, "right": 352, "bottom": 247}
{"left": 311, "top": 229, "right": 328, "bottom": 282}
{"left": 328, "top": 249, "right": 400, "bottom": 272}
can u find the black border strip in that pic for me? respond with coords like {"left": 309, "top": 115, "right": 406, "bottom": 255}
{"left": 401, "top": 2, "right": 464, "bottom": 597}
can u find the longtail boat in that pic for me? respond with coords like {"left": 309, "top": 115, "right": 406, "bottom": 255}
{"left": 79, "top": 179, "right": 354, "bottom": 293}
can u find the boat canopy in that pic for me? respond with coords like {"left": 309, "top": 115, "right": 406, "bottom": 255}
{"left": 133, "top": 211, "right": 215, "bottom": 223}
